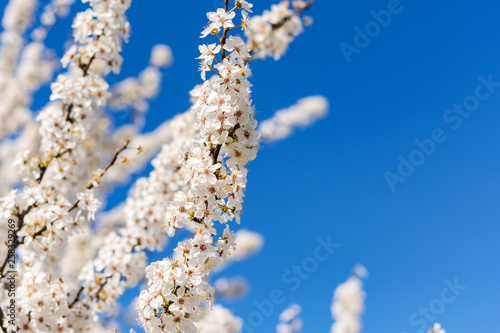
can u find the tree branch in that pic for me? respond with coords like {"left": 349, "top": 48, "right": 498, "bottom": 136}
{"left": 68, "top": 286, "right": 85, "bottom": 309}
{"left": 271, "top": 0, "right": 314, "bottom": 30}
{"left": 0, "top": 138, "right": 132, "bottom": 281}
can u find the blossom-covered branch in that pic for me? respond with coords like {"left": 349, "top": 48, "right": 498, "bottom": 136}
{"left": 259, "top": 95, "right": 329, "bottom": 142}
{"left": 135, "top": 1, "right": 262, "bottom": 331}
{"left": 330, "top": 265, "right": 368, "bottom": 333}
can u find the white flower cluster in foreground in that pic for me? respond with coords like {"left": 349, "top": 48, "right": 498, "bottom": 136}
{"left": 260, "top": 95, "right": 329, "bottom": 142}
{"left": 135, "top": 2, "right": 260, "bottom": 332}
{"left": 0, "top": 0, "right": 133, "bottom": 331}
{"left": 0, "top": 1, "right": 316, "bottom": 329}
{"left": 0, "top": 1, "right": 451, "bottom": 333}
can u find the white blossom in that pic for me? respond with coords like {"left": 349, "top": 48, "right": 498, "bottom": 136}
{"left": 260, "top": 95, "right": 329, "bottom": 142}
{"left": 0, "top": 2, "right": 334, "bottom": 333}
{"left": 214, "top": 276, "right": 248, "bottom": 299}
{"left": 136, "top": 4, "right": 261, "bottom": 331}
{"left": 196, "top": 305, "right": 242, "bottom": 333}
{"left": 330, "top": 265, "right": 368, "bottom": 333}
{"left": 245, "top": 1, "right": 306, "bottom": 60}
{"left": 277, "top": 304, "right": 303, "bottom": 333}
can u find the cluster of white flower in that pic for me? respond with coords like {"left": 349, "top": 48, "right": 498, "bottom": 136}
{"left": 0, "top": 0, "right": 135, "bottom": 330}
{"left": 77, "top": 0, "right": 316, "bottom": 195}
{"left": 76, "top": 112, "right": 195, "bottom": 315}
{"left": 9, "top": 0, "right": 132, "bottom": 238}
{"left": 22, "top": 0, "right": 132, "bottom": 197}
{"left": 228, "top": 228, "right": 264, "bottom": 261}
{"left": 277, "top": 303, "right": 303, "bottom": 333}
{"left": 0, "top": 0, "right": 53, "bottom": 140}
{"left": 0, "top": 1, "right": 333, "bottom": 332}
{"left": 3, "top": 144, "right": 131, "bottom": 331}
{"left": 329, "top": 267, "right": 447, "bottom": 333}
{"left": 135, "top": 2, "right": 261, "bottom": 332}
{"left": 63, "top": 0, "right": 130, "bottom": 72}
{"left": 109, "top": 44, "right": 173, "bottom": 118}
{"left": 330, "top": 265, "right": 368, "bottom": 333}
{"left": 246, "top": 0, "right": 311, "bottom": 60}
{"left": 195, "top": 305, "right": 242, "bottom": 333}
{"left": 53, "top": 4, "right": 314, "bottom": 319}
{"left": 1, "top": 0, "right": 36, "bottom": 32}
{"left": 70, "top": 19, "right": 319, "bottom": 318}
{"left": 13, "top": 269, "right": 75, "bottom": 332}
{"left": 0, "top": 0, "right": 464, "bottom": 332}
{"left": 259, "top": 95, "right": 329, "bottom": 142}
{"left": 214, "top": 276, "right": 248, "bottom": 299}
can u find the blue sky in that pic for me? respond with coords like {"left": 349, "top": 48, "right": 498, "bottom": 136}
{"left": 4, "top": 0, "right": 500, "bottom": 332}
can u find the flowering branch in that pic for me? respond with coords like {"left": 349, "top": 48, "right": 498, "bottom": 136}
{"left": 135, "top": 2, "right": 261, "bottom": 331}
{"left": 0, "top": 138, "right": 131, "bottom": 282}
{"left": 246, "top": 0, "right": 312, "bottom": 60}
{"left": 271, "top": 0, "right": 313, "bottom": 30}
{"left": 0, "top": 1, "right": 323, "bottom": 332}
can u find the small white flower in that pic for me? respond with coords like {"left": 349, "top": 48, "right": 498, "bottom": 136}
{"left": 198, "top": 43, "right": 221, "bottom": 65}
{"left": 223, "top": 36, "right": 250, "bottom": 59}
{"left": 235, "top": 0, "right": 253, "bottom": 13}
{"left": 0, "top": 190, "right": 17, "bottom": 218}
{"left": 77, "top": 190, "right": 101, "bottom": 220}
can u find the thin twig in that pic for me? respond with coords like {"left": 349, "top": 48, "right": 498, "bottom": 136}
{"left": 211, "top": 124, "right": 240, "bottom": 164}
{"left": 220, "top": 0, "right": 230, "bottom": 59}
{"left": 68, "top": 286, "right": 85, "bottom": 309}
{"left": 94, "top": 275, "right": 112, "bottom": 300}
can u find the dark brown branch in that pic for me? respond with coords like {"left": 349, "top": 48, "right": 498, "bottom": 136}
{"left": 82, "top": 54, "right": 96, "bottom": 77}
{"left": 37, "top": 149, "right": 71, "bottom": 184}
{"left": 89, "top": 137, "right": 132, "bottom": 189}
{"left": 220, "top": 0, "right": 230, "bottom": 59}
{"left": 68, "top": 273, "right": 110, "bottom": 309}
{"left": 210, "top": 124, "right": 240, "bottom": 164}
{"left": 68, "top": 286, "right": 85, "bottom": 309}
{"left": 94, "top": 275, "right": 111, "bottom": 301}
{"left": 37, "top": 53, "right": 97, "bottom": 184}
{"left": 63, "top": 53, "right": 95, "bottom": 123}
